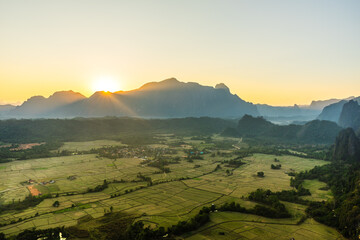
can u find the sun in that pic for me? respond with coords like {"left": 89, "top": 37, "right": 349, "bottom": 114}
{"left": 92, "top": 76, "right": 120, "bottom": 93}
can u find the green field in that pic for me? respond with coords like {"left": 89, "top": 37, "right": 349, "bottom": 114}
{"left": 301, "top": 179, "right": 333, "bottom": 202}
{"left": 59, "top": 140, "right": 126, "bottom": 152}
{"left": 0, "top": 136, "right": 344, "bottom": 239}
{"left": 185, "top": 212, "right": 344, "bottom": 240}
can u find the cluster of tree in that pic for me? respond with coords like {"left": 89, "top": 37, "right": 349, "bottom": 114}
{"left": 0, "top": 117, "right": 235, "bottom": 143}
{"left": 286, "top": 145, "right": 331, "bottom": 160}
{"left": 117, "top": 134, "right": 160, "bottom": 146}
{"left": 137, "top": 173, "right": 153, "bottom": 185}
{"left": 246, "top": 183, "right": 311, "bottom": 207}
{"left": 52, "top": 201, "right": 60, "bottom": 207}
{"left": 218, "top": 200, "right": 292, "bottom": 219}
{"left": 0, "top": 194, "right": 52, "bottom": 214}
{"left": 247, "top": 189, "right": 291, "bottom": 218}
{"left": 124, "top": 221, "right": 167, "bottom": 240}
{"left": 87, "top": 180, "right": 108, "bottom": 193}
{"left": 7, "top": 227, "right": 68, "bottom": 240}
{"left": 168, "top": 206, "right": 212, "bottom": 235}
{"left": 147, "top": 159, "right": 171, "bottom": 173}
{"left": 271, "top": 164, "right": 281, "bottom": 169}
{"left": 221, "top": 156, "right": 245, "bottom": 168}
{"left": 0, "top": 142, "right": 68, "bottom": 161}
{"left": 272, "top": 189, "right": 310, "bottom": 205}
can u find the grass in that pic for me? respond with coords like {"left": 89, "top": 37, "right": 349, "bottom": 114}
{"left": 59, "top": 140, "right": 126, "bottom": 152}
{"left": 301, "top": 179, "right": 333, "bottom": 202}
{"left": 185, "top": 212, "right": 345, "bottom": 240}
{"left": 32, "top": 167, "right": 49, "bottom": 170}
{"left": 183, "top": 153, "right": 328, "bottom": 199}
{"left": 53, "top": 203, "right": 93, "bottom": 214}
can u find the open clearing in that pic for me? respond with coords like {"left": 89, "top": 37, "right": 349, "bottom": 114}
{"left": 301, "top": 179, "right": 333, "bottom": 202}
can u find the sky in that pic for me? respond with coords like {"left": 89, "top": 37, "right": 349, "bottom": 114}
{"left": 0, "top": 0, "right": 359, "bottom": 106}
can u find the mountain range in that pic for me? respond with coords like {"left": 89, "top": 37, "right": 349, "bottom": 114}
{"left": 2, "top": 78, "right": 259, "bottom": 119}
{"left": 1, "top": 78, "right": 358, "bottom": 121}
{"left": 308, "top": 96, "right": 355, "bottom": 110}
{"left": 317, "top": 97, "right": 360, "bottom": 123}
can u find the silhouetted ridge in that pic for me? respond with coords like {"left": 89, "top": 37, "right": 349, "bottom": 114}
{"left": 5, "top": 79, "right": 259, "bottom": 119}
{"left": 215, "top": 83, "right": 230, "bottom": 92}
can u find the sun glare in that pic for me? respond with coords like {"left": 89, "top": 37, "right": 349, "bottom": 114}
{"left": 92, "top": 76, "right": 120, "bottom": 93}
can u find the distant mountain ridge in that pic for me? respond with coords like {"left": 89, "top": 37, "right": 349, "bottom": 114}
{"left": 256, "top": 104, "right": 302, "bottom": 117}
{"left": 317, "top": 97, "right": 360, "bottom": 123}
{"left": 0, "top": 104, "right": 16, "bottom": 118}
{"left": 10, "top": 91, "right": 86, "bottom": 117}
{"left": 254, "top": 98, "right": 356, "bottom": 123}
{"left": 309, "top": 96, "right": 355, "bottom": 110}
{"left": 5, "top": 78, "right": 259, "bottom": 119}
{"left": 3, "top": 78, "right": 358, "bottom": 120}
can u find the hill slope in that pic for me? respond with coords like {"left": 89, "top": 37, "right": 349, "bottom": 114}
{"left": 338, "top": 100, "right": 360, "bottom": 131}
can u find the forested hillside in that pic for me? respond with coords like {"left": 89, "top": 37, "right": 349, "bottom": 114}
{"left": 223, "top": 115, "right": 342, "bottom": 144}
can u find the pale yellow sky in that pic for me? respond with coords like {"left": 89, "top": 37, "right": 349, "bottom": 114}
{"left": 1, "top": 0, "right": 359, "bottom": 106}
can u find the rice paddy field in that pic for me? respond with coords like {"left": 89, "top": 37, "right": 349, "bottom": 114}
{"left": 0, "top": 136, "right": 345, "bottom": 239}
{"left": 58, "top": 140, "right": 126, "bottom": 152}
{"left": 185, "top": 212, "right": 344, "bottom": 240}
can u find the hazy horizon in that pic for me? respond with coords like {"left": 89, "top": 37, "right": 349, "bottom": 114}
{"left": 0, "top": 78, "right": 357, "bottom": 107}
{"left": 1, "top": 0, "right": 359, "bottom": 106}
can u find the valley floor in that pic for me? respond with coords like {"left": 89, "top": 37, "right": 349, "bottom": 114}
{"left": 0, "top": 136, "right": 344, "bottom": 239}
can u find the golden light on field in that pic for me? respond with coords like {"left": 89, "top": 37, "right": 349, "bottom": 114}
{"left": 92, "top": 76, "right": 120, "bottom": 93}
